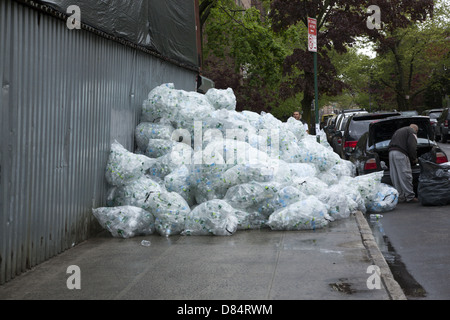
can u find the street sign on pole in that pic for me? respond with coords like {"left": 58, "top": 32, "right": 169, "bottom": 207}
{"left": 308, "top": 17, "right": 317, "bottom": 52}
{"left": 308, "top": 17, "right": 319, "bottom": 140}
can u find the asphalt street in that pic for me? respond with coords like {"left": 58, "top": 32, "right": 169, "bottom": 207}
{"left": 367, "top": 141, "right": 450, "bottom": 300}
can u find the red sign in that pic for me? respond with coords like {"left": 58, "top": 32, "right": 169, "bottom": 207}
{"left": 308, "top": 17, "right": 317, "bottom": 52}
{"left": 308, "top": 17, "right": 317, "bottom": 36}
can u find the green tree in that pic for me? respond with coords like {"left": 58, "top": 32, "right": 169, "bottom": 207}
{"left": 322, "top": 47, "right": 379, "bottom": 111}
{"left": 372, "top": 26, "right": 447, "bottom": 110}
{"left": 370, "top": 0, "right": 450, "bottom": 110}
{"left": 269, "top": 0, "right": 434, "bottom": 123}
{"left": 201, "top": 0, "right": 286, "bottom": 112}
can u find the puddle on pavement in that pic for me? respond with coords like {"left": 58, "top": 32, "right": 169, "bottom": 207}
{"left": 364, "top": 214, "right": 427, "bottom": 299}
{"left": 329, "top": 278, "right": 356, "bottom": 294}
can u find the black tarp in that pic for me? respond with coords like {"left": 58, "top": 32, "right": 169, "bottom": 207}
{"left": 37, "top": 0, "right": 199, "bottom": 68}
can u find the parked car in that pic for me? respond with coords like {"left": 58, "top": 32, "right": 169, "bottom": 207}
{"left": 399, "top": 110, "right": 418, "bottom": 116}
{"left": 330, "top": 109, "right": 368, "bottom": 156}
{"left": 435, "top": 107, "right": 450, "bottom": 143}
{"left": 422, "top": 108, "right": 443, "bottom": 140}
{"left": 349, "top": 115, "right": 448, "bottom": 194}
{"left": 320, "top": 113, "right": 335, "bottom": 130}
{"left": 337, "top": 112, "right": 401, "bottom": 160}
{"left": 330, "top": 116, "right": 349, "bottom": 155}
{"left": 324, "top": 115, "right": 338, "bottom": 144}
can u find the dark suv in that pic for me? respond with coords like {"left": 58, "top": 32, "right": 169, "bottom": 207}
{"left": 349, "top": 115, "right": 448, "bottom": 194}
{"left": 436, "top": 107, "right": 450, "bottom": 143}
{"left": 338, "top": 112, "right": 401, "bottom": 160}
{"left": 329, "top": 109, "right": 367, "bottom": 155}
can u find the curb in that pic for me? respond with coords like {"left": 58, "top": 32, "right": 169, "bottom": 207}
{"left": 354, "top": 210, "right": 407, "bottom": 300}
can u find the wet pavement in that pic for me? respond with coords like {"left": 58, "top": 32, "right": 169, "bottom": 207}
{"left": 365, "top": 214, "right": 427, "bottom": 298}
{"left": 366, "top": 200, "right": 450, "bottom": 300}
{"left": 0, "top": 211, "right": 405, "bottom": 300}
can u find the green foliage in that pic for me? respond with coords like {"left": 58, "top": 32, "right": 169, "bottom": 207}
{"left": 368, "top": 1, "right": 450, "bottom": 110}
{"left": 270, "top": 93, "right": 304, "bottom": 121}
{"left": 325, "top": 47, "right": 383, "bottom": 110}
{"left": 200, "top": 0, "right": 448, "bottom": 117}
{"left": 202, "top": 0, "right": 287, "bottom": 112}
{"left": 322, "top": 0, "right": 450, "bottom": 112}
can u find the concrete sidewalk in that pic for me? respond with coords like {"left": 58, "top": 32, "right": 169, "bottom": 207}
{"left": 0, "top": 211, "right": 406, "bottom": 300}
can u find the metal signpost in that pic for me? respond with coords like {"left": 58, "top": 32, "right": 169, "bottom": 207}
{"left": 308, "top": 17, "right": 319, "bottom": 141}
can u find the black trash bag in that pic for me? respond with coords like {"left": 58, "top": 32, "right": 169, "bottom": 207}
{"left": 418, "top": 158, "right": 450, "bottom": 206}
{"left": 419, "top": 151, "right": 434, "bottom": 162}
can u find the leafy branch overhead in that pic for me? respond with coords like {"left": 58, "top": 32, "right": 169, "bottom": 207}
{"left": 200, "top": 0, "right": 445, "bottom": 118}
{"left": 200, "top": 0, "right": 286, "bottom": 112}
{"left": 269, "top": 0, "right": 435, "bottom": 118}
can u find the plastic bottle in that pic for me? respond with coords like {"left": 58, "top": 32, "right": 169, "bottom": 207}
{"left": 369, "top": 214, "right": 383, "bottom": 221}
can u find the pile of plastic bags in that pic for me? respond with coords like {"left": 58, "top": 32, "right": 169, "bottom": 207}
{"left": 92, "top": 83, "right": 398, "bottom": 238}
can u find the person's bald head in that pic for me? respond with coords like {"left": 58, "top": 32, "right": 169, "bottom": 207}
{"left": 410, "top": 124, "right": 418, "bottom": 134}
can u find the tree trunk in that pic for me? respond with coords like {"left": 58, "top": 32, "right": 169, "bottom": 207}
{"left": 392, "top": 45, "right": 411, "bottom": 111}
{"left": 301, "top": 93, "right": 313, "bottom": 132}
{"left": 301, "top": 70, "right": 315, "bottom": 132}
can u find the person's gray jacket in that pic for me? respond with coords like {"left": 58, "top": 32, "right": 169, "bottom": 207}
{"left": 388, "top": 126, "right": 417, "bottom": 162}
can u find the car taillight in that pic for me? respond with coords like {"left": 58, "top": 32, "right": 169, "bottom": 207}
{"left": 344, "top": 141, "right": 357, "bottom": 149}
{"left": 436, "top": 152, "right": 448, "bottom": 164}
{"left": 364, "top": 158, "right": 378, "bottom": 170}
{"left": 445, "top": 120, "right": 449, "bottom": 127}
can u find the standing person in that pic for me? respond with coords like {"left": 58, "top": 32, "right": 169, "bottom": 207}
{"left": 292, "top": 111, "right": 309, "bottom": 134}
{"left": 388, "top": 124, "right": 419, "bottom": 203}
